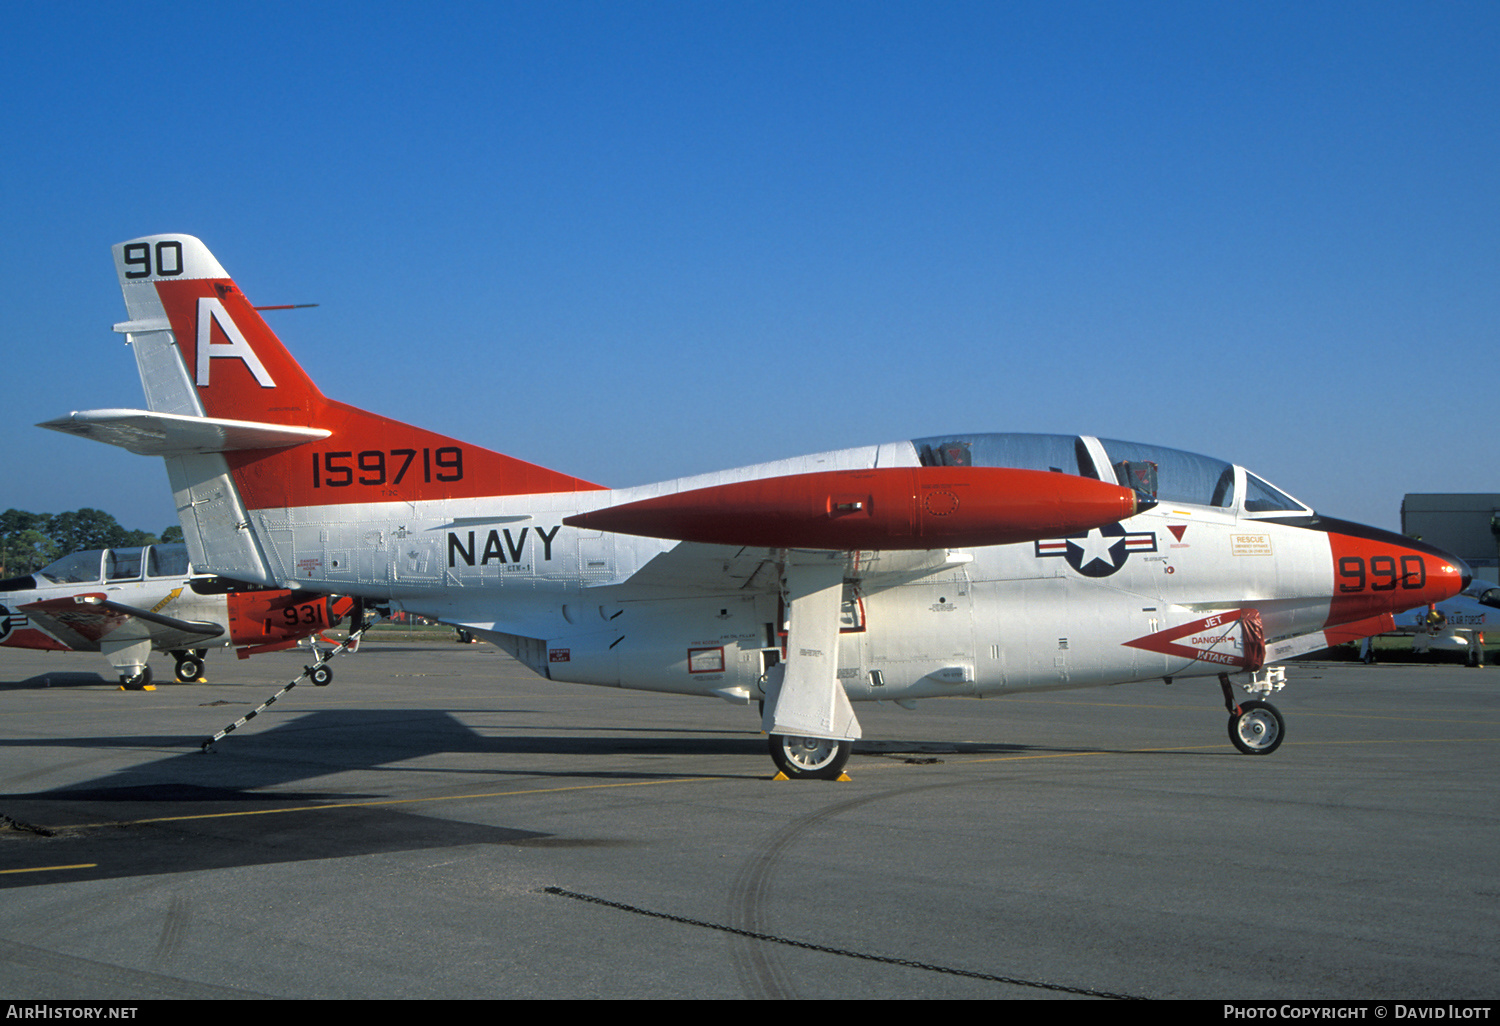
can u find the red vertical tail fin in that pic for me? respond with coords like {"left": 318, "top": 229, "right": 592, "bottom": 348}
{"left": 44, "top": 235, "right": 604, "bottom": 585}
{"left": 109, "top": 234, "right": 604, "bottom": 514}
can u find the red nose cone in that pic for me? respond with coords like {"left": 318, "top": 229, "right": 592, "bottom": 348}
{"left": 1326, "top": 529, "right": 1468, "bottom": 626}
{"left": 565, "top": 467, "right": 1140, "bottom": 551}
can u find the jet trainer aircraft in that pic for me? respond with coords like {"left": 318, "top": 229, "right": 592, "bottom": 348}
{"left": 40, "top": 234, "right": 1470, "bottom": 776}
{"left": 0, "top": 542, "right": 352, "bottom": 689}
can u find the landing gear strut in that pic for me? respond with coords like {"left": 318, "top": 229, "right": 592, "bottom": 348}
{"left": 1219, "top": 671, "right": 1285, "bottom": 755}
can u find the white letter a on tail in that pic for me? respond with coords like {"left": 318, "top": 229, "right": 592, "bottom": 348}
{"left": 196, "top": 296, "right": 275, "bottom": 388}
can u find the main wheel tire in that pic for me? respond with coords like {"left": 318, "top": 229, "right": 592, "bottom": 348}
{"left": 1229, "top": 700, "right": 1284, "bottom": 755}
{"left": 768, "top": 734, "right": 852, "bottom": 780}
{"left": 119, "top": 666, "right": 153, "bottom": 691}
{"left": 174, "top": 655, "right": 204, "bottom": 683}
{"left": 309, "top": 664, "right": 332, "bottom": 686}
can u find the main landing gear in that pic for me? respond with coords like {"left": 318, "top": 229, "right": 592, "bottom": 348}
{"left": 758, "top": 557, "right": 862, "bottom": 781}
{"left": 118, "top": 666, "right": 153, "bottom": 691}
{"left": 768, "top": 734, "right": 853, "bottom": 780}
{"left": 172, "top": 649, "right": 207, "bottom": 683}
{"left": 1219, "top": 670, "right": 1285, "bottom": 755}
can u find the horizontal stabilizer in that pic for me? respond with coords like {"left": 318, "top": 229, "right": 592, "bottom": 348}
{"left": 37, "top": 408, "right": 330, "bottom": 457}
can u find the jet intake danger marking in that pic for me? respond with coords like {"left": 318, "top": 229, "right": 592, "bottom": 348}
{"left": 1124, "top": 609, "right": 1265, "bottom": 670}
{"left": 1035, "top": 523, "right": 1157, "bottom": 577}
{"left": 447, "top": 525, "right": 562, "bottom": 568}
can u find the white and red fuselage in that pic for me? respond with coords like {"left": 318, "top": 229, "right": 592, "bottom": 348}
{"left": 208, "top": 438, "right": 1463, "bottom": 703}
{"left": 38, "top": 235, "right": 1468, "bottom": 766}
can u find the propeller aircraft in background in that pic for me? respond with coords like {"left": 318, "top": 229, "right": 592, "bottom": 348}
{"left": 1, "top": 542, "right": 352, "bottom": 690}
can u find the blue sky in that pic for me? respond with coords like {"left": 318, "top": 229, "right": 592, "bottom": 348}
{"left": 2, "top": 2, "right": 1496, "bottom": 535}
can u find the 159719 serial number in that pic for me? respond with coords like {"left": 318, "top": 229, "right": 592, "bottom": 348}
{"left": 312, "top": 447, "right": 463, "bottom": 488}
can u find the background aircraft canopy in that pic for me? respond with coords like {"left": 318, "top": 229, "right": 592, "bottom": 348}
{"left": 34, "top": 544, "right": 192, "bottom": 585}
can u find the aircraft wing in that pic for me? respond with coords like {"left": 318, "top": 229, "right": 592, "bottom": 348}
{"left": 595, "top": 541, "right": 968, "bottom": 595}
{"left": 595, "top": 542, "right": 778, "bottom": 594}
{"left": 19, "top": 594, "right": 223, "bottom": 652}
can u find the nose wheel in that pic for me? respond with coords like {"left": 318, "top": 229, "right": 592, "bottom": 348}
{"left": 1228, "top": 699, "right": 1284, "bottom": 755}
{"left": 1218, "top": 671, "right": 1286, "bottom": 755}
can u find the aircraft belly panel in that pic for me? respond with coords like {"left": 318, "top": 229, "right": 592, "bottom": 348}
{"left": 549, "top": 594, "right": 766, "bottom": 697}
{"left": 858, "top": 578, "right": 977, "bottom": 699}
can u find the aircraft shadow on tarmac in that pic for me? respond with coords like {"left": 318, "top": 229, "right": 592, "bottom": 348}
{"left": 3, "top": 672, "right": 114, "bottom": 690}
{"left": 0, "top": 701, "right": 1216, "bottom": 813}
{"left": 1, "top": 709, "right": 702, "bottom": 890}
{"left": 0, "top": 796, "right": 560, "bottom": 890}
{"left": 0, "top": 704, "right": 1227, "bottom": 889}
{"left": 0, "top": 708, "right": 773, "bottom": 800}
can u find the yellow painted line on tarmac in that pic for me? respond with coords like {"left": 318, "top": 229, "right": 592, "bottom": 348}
{"left": 955, "top": 744, "right": 1216, "bottom": 765}
{"left": 58, "top": 775, "right": 718, "bottom": 830}
{"left": 0, "top": 863, "right": 97, "bottom": 875}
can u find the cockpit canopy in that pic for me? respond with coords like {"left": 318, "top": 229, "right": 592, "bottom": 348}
{"left": 912, "top": 433, "right": 1310, "bottom": 518}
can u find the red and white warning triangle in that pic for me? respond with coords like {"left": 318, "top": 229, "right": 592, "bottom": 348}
{"left": 1124, "top": 609, "right": 1265, "bottom": 670}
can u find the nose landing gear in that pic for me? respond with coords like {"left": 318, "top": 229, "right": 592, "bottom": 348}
{"left": 1219, "top": 670, "right": 1286, "bottom": 755}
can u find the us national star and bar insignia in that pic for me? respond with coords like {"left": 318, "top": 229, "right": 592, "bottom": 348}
{"left": 1034, "top": 522, "right": 1157, "bottom": 577}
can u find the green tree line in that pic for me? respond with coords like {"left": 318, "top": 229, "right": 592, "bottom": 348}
{"left": 0, "top": 509, "right": 182, "bottom": 577}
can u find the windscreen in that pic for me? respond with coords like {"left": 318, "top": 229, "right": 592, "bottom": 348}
{"left": 36, "top": 550, "right": 104, "bottom": 584}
